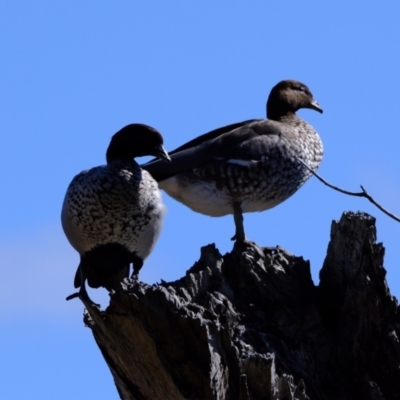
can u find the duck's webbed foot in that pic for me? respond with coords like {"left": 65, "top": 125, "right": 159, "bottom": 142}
{"left": 66, "top": 266, "right": 100, "bottom": 308}
{"left": 66, "top": 284, "right": 100, "bottom": 308}
{"left": 231, "top": 202, "right": 246, "bottom": 241}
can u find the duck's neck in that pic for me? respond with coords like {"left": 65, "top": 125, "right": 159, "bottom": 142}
{"left": 268, "top": 109, "right": 299, "bottom": 123}
{"left": 107, "top": 158, "right": 137, "bottom": 168}
{"left": 267, "top": 102, "right": 297, "bottom": 121}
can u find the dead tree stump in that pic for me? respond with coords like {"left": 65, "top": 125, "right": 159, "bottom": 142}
{"left": 82, "top": 212, "right": 400, "bottom": 399}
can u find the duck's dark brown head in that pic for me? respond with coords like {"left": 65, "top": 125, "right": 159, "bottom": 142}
{"left": 106, "top": 123, "right": 171, "bottom": 164}
{"left": 266, "top": 80, "right": 323, "bottom": 120}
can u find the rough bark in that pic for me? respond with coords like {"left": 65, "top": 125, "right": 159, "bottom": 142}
{"left": 82, "top": 212, "right": 400, "bottom": 399}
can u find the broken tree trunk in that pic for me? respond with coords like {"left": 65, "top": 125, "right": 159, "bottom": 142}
{"left": 83, "top": 212, "right": 400, "bottom": 399}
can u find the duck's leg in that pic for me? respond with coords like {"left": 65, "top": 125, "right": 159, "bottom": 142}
{"left": 231, "top": 202, "right": 246, "bottom": 241}
{"left": 130, "top": 256, "right": 144, "bottom": 280}
{"left": 66, "top": 266, "right": 99, "bottom": 308}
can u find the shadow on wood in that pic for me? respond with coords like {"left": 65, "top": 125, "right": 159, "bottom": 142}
{"left": 81, "top": 212, "right": 400, "bottom": 399}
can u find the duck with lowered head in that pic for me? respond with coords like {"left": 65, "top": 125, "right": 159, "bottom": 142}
{"left": 61, "top": 123, "right": 171, "bottom": 305}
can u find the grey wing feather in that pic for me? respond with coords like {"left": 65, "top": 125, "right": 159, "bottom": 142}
{"left": 142, "top": 120, "right": 282, "bottom": 182}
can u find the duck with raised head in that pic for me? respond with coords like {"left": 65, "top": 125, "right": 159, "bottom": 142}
{"left": 142, "top": 80, "right": 323, "bottom": 241}
{"left": 62, "top": 123, "right": 171, "bottom": 304}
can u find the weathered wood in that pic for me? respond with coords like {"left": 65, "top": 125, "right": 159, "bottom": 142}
{"left": 83, "top": 212, "right": 400, "bottom": 399}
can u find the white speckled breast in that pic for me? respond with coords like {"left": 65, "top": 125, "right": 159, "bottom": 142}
{"left": 160, "top": 116, "right": 323, "bottom": 217}
{"left": 62, "top": 160, "right": 165, "bottom": 259}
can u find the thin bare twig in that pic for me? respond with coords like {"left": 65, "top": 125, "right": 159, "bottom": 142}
{"left": 298, "top": 158, "right": 400, "bottom": 223}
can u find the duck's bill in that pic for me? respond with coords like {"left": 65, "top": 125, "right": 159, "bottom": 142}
{"left": 153, "top": 144, "right": 172, "bottom": 163}
{"left": 309, "top": 99, "right": 323, "bottom": 113}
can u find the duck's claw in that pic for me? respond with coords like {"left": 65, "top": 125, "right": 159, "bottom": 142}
{"left": 66, "top": 285, "right": 100, "bottom": 309}
{"left": 66, "top": 292, "right": 80, "bottom": 301}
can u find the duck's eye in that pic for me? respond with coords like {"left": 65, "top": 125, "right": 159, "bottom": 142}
{"left": 294, "top": 85, "right": 305, "bottom": 92}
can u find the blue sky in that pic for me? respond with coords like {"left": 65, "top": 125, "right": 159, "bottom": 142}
{"left": 2, "top": 2, "right": 400, "bottom": 399}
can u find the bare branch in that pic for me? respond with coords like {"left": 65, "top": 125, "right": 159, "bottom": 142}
{"left": 298, "top": 158, "right": 400, "bottom": 223}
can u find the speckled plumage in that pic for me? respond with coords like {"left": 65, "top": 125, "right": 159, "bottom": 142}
{"left": 62, "top": 162, "right": 165, "bottom": 272}
{"left": 62, "top": 123, "right": 170, "bottom": 302}
{"left": 162, "top": 116, "right": 322, "bottom": 216}
{"left": 142, "top": 80, "right": 323, "bottom": 240}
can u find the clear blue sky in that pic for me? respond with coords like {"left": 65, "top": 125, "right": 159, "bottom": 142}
{"left": 2, "top": 2, "right": 400, "bottom": 399}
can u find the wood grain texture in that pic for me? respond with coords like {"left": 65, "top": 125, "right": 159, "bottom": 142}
{"left": 82, "top": 212, "right": 400, "bottom": 400}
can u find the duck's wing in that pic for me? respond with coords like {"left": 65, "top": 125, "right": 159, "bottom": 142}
{"left": 206, "top": 119, "right": 283, "bottom": 160}
{"left": 141, "top": 119, "right": 282, "bottom": 182}
{"left": 169, "top": 119, "right": 258, "bottom": 154}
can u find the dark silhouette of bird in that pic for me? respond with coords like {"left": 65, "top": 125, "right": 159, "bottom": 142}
{"left": 62, "top": 123, "right": 171, "bottom": 304}
{"left": 142, "top": 80, "right": 323, "bottom": 241}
